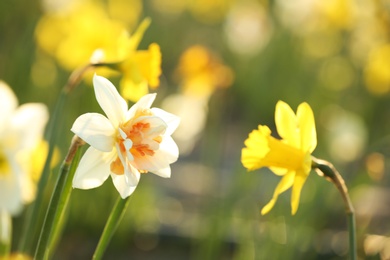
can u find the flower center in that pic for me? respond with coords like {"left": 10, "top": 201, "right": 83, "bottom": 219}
{"left": 110, "top": 114, "right": 164, "bottom": 175}
{"left": 265, "top": 137, "right": 307, "bottom": 171}
{"left": 127, "top": 122, "right": 155, "bottom": 157}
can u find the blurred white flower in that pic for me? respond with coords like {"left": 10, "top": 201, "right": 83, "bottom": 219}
{"left": 71, "top": 75, "right": 180, "bottom": 198}
{"left": 320, "top": 105, "right": 367, "bottom": 163}
{"left": 161, "top": 94, "right": 207, "bottom": 155}
{"left": 0, "top": 210, "right": 11, "bottom": 244}
{"left": 0, "top": 81, "right": 48, "bottom": 217}
{"left": 224, "top": 1, "right": 272, "bottom": 56}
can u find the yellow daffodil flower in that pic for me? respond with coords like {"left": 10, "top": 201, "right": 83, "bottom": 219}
{"left": 71, "top": 75, "right": 180, "bottom": 198}
{"left": 174, "top": 45, "right": 233, "bottom": 98}
{"left": 35, "top": 2, "right": 161, "bottom": 102}
{"left": 241, "top": 101, "right": 317, "bottom": 215}
{"left": 364, "top": 44, "right": 390, "bottom": 95}
{"left": 114, "top": 18, "right": 162, "bottom": 102}
{"left": 0, "top": 81, "right": 48, "bottom": 216}
{"left": 35, "top": 2, "right": 128, "bottom": 71}
{"left": 188, "top": 0, "right": 232, "bottom": 24}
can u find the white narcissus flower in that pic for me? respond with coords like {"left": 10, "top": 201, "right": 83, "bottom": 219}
{"left": 0, "top": 81, "right": 48, "bottom": 217}
{"left": 71, "top": 75, "right": 180, "bottom": 198}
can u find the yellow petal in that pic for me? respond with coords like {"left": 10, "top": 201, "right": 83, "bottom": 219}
{"left": 242, "top": 125, "right": 305, "bottom": 171}
{"left": 261, "top": 171, "right": 295, "bottom": 215}
{"left": 31, "top": 141, "right": 60, "bottom": 182}
{"left": 269, "top": 166, "right": 289, "bottom": 176}
{"left": 135, "top": 43, "right": 162, "bottom": 88}
{"left": 126, "top": 17, "right": 151, "bottom": 52}
{"left": 241, "top": 125, "right": 271, "bottom": 171}
{"left": 297, "top": 102, "right": 317, "bottom": 153}
{"left": 275, "top": 101, "right": 299, "bottom": 148}
{"left": 120, "top": 77, "right": 149, "bottom": 102}
{"left": 291, "top": 170, "right": 309, "bottom": 215}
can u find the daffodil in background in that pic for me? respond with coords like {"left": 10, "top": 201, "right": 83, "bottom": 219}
{"left": 0, "top": 81, "right": 48, "bottom": 243}
{"left": 241, "top": 101, "right": 316, "bottom": 215}
{"left": 174, "top": 45, "right": 233, "bottom": 99}
{"left": 34, "top": 1, "right": 161, "bottom": 102}
{"left": 112, "top": 19, "right": 162, "bottom": 102}
{"left": 35, "top": 1, "right": 129, "bottom": 71}
{"left": 162, "top": 45, "right": 234, "bottom": 155}
{"left": 71, "top": 75, "right": 179, "bottom": 198}
{"left": 364, "top": 44, "right": 390, "bottom": 95}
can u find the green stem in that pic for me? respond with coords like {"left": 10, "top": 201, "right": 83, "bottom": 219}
{"left": 18, "top": 89, "right": 67, "bottom": 254}
{"left": 34, "top": 136, "right": 85, "bottom": 260}
{"left": 18, "top": 63, "right": 98, "bottom": 254}
{"left": 93, "top": 196, "right": 131, "bottom": 260}
{"left": 311, "top": 156, "right": 357, "bottom": 260}
{"left": 347, "top": 211, "right": 356, "bottom": 260}
{"left": 46, "top": 144, "right": 82, "bottom": 258}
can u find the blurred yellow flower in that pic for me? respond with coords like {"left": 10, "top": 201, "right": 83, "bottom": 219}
{"left": 114, "top": 19, "right": 162, "bottom": 102}
{"left": 30, "top": 140, "right": 60, "bottom": 183}
{"left": 241, "top": 101, "right": 317, "bottom": 215}
{"left": 364, "top": 44, "right": 390, "bottom": 95}
{"left": 107, "top": 0, "right": 142, "bottom": 27}
{"left": 175, "top": 45, "right": 234, "bottom": 98}
{"left": 35, "top": 1, "right": 162, "bottom": 102}
{"left": 188, "top": 0, "right": 233, "bottom": 24}
{"left": 35, "top": 1, "right": 128, "bottom": 71}
{"left": 317, "top": 0, "right": 355, "bottom": 30}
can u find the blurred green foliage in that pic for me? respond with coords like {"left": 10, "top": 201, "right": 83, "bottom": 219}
{"left": 2, "top": 0, "right": 390, "bottom": 259}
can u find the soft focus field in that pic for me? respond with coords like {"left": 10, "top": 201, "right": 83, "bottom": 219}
{"left": 1, "top": 0, "right": 390, "bottom": 259}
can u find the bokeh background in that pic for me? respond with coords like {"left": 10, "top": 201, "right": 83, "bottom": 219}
{"left": 1, "top": 0, "right": 390, "bottom": 259}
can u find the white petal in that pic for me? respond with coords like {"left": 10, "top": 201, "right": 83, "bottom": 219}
{"left": 152, "top": 166, "right": 171, "bottom": 178}
{"left": 9, "top": 103, "right": 48, "bottom": 151}
{"left": 72, "top": 147, "right": 114, "bottom": 189}
{"left": 123, "top": 139, "right": 134, "bottom": 161}
{"left": 126, "top": 93, "right": 156, "bottom": 119}
{"left": 71, "top": 113, "right": 115, "bottom": 152}
{"left": 0, "top": 81, "right": 17, "bottom": 134}
{"left": 134, "top": 116, "right": 167, "bottom": 136}
{"left": 0, "top": 171, "right": 23, "bottom": 215}
{"left": 93, "top": 75, "right": 128, "bottom": 127}
{"left": 115, "top": 143, "right": 127, "bottom": 169}
{"left": 123, "top": 139, "right": 133, "bottom": 150}
{"left": 110, "top": 173, "right": 137, "bottom": 198}
{"left": 0, "top": 211, "right": 11, "bottom": 243}
{"left": 119, "top": 128, "right": 127, "bottom": 139}
{"left": 159, "top": 136, "right": 179, "bottom": 163}
{"left": 132, "top": 151, "right": 170, "bottom": 173}
{"left": 7, "top": 149, "right": 37, "bottom": 207}
{"left": 124, "top": 163, "right": 140, "bottom": 186}
{"left": 135, "top": 93, "right": 156, "bottom": 109}
{"left": 20, "top": 174, "right": 36, "bottom": 205}
{"left": 151, "top": 108, "right": 180, "bottom": 135}
{"left": 126, "top": 150, "right": 134, "bottom": 161}
{"left": 132, "top": 136, "right": 179, "bottom": 172}
{"left": 115, "top": 143, "right": 138, "bottom": 186}
{"left": 143, "top": 138, "right": 159, "bottom": 150}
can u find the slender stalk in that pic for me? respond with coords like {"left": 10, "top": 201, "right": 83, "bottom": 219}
{"left": 18, "top": 89, "right": 67, "bottom": 254}
{"left": 93, "top": 196, "right": 131, "bottom": 260}
{"left": 18, "top": 63, "right": 103, "bottom": 254}
{"left": 34, "top": 136, "right": 85, "bottom": 260}
{"left": 311, "top": 156, "right": 357, "bottom": 260}
{"left": 18, "top": 64, "right": 95, "bottom": 254}
{"left": 46, "top": 145, "right": 82, "bottom": 258}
